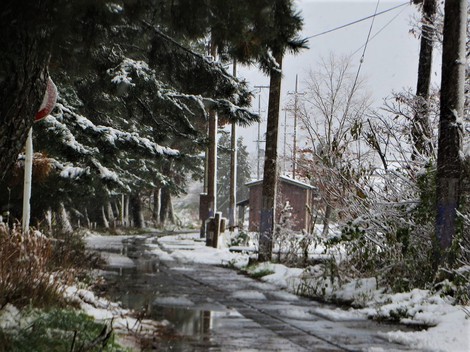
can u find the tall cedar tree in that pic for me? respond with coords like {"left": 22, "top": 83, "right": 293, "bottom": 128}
{"left": 412, "top": 0, "right": 437, "bottom": 158}
{"left": 258, "top": 0, "right": 307, "bottom": 261}
{"left": 435, "top": 0, "right": 467, "bottom": 267}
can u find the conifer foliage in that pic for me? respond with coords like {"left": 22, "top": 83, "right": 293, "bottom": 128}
{"left": 0, "top": 0, "right": 257, "bottom": 226}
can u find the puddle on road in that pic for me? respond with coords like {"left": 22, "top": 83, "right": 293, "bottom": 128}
{"left": 97, "top": 239, "right": 239, "bottom": 351}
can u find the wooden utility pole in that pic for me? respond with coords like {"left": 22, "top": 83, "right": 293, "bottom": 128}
{"left": 434, "top": 0, "right": 467, "bottom": 267}
{"left": 254, "top": 85, "right": 269, "bottom": 180}
{"left": 288, "top": 74, "right": 304, "bottom": 179}
{"left": 229, "top": 60, "right": 237, "bottom": 231}
{"left": 259, "top": 51, "right": 283, "bottom": 262}
{"left": 292, "top": 75, "right": 299, "bottom": 179}
{"left": 207, "top": 40, "right": 218, "bottom": 221}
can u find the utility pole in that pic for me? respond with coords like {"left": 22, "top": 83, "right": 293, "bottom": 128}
{"left": 229, "top": 60, "right": 238, "bottom": 231}
{"left": 202, "top": 38, "right": 218, "bottom": 241}
{"left": 282, "top": 108, "right": 288, "bottom": 175}
{"left": 287, "top": 75, "right": 304, "bottom": 179}
{"left": 254, "top": 85, "right": 269, "bottom": 180}
{"left": 208, "top": 45, "right": 218, "bottom": 218}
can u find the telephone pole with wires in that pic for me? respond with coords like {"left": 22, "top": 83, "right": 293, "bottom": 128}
{"left": 254, "top": 85, "right": 269, "bottom": 180}
{"left": 287, "top": 75, "right": 305, "bottom": 180}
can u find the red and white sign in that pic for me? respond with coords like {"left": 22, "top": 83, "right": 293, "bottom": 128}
{"left": 35, "top": 77, "right": 57, "bottom": 122}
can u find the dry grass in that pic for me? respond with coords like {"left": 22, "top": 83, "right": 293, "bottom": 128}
{"left": 0, "top": 224, "right": 101, "bottom": 310}
{"left": 0, "top": 225, "right": 65, "bottom": 309}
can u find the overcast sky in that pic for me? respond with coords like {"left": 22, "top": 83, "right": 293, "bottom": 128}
{"left": 235, "top": 0, "right": 438, "bottom": 158}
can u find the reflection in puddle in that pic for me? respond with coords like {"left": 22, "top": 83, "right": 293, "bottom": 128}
{"left": 99, "top": 240, "right": 240, "bottom": 351}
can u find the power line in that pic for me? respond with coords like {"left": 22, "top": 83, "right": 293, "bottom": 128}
{"left": 305, "top": 1, "right": 409, "bottom": 40}
{"left": 350, "top": 5, "right": 409, "bottom": 58}
{"left": 342, "top": 0, "right": 381, "bottom": 123}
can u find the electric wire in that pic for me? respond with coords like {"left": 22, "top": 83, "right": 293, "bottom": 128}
{"left": 342, "top": 0, "right": 381, "bottom": 122}
{"left": 350, "top": 4, "right": 409, "bottom": 58}
{"left": 305, "top": 1, "right": 409, "bottom": 40}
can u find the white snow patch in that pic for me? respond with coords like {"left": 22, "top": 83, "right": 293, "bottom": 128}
{"left": 269, "top": 290, "right": 299, "bottom": 301}
{"left": 276, "top": 306, "right": 314, "bottom": 320}
{"left": 231, "top": 290, "right": 267, "bottom": 300}
{"left": 101, "top": 252, "right": 135, "bottom": 268}
{"left": 310, "top": 307, "right": 368, "bottom": 321}
{"left": 382, "top": 306, "right": 470, "bottom": 352}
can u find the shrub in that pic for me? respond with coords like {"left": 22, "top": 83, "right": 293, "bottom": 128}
{"left": 0, "top": 225, "right": 66, "bottom": 309}
{"left": 0, "top": 224, "right": 102, "bottom": 309}
{"left": 0, "top": 308, "right": 122, "bottom": 352}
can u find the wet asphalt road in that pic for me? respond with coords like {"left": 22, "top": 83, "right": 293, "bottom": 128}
{"left": 92, "top": 235, "right": 423, "bottom": 352}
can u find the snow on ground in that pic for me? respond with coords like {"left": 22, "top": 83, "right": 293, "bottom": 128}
{"left": 0, "top": 283, "right": 169, "bottom": 351}
{"left": 85, "top": 233, "right": 141, "bottom": 251}
{"left": 231, "top": 290, "right": 267, "bottom": 300}
{"left": 158, "top": 233, "right": 249, "bottom": 267}
{"left": 64, "top": 285, "right": 169, "bottom": 349}
{"left": 153, "top": 232, "right": 470, "bottom": 352}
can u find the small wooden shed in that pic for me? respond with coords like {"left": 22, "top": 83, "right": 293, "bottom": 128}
{"left": 245, "top": 176, "right": 316, "bottom": 232}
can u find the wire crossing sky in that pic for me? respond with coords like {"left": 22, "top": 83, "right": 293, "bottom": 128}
{"left": 305, "top": 1, "right": 409, "bottom": 40}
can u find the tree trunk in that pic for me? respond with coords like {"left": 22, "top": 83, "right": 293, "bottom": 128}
{"left": 434, "top": 0, "right": 467, "bottom": 268}
{"left": 412, "top": 0, "right": 437, "bottom": 158}
{"left": 84, "top": 208, "right": 91, "bottom": 229}
{"left": 160, "top": 186, "right": 175, "bottom": 226}
{"left": 152, "top": 188, "right": 161, "bottom": 224}
{"left": 322, "top": 203, "right": 332, "bottom": 237}
{"left": 130, "top": 192, "right": 144, "bottom": 228}
{"left": 101, "top": 205, "right": 109, "bottom": 229}
{"left": 107, "top": 202, "right": 114, "bottom": 227}
{"left": 0, "top": 2, "right": 53, "bottom": 181}
{"left": 124, "top": 195, "right": 130, "bottom": 227}
{"left": 259, "top": 51, "right": 283, "bottom": 262}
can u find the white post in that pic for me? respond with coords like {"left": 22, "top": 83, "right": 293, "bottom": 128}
{"left": 22, "top": 128, "right": 33, "bottom": 234}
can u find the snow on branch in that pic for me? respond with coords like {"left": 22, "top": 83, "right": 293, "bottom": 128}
{"left": 91, "top": 158, "right": 122, "bottom": 185}
{"left": 57, "top": 104, "right": 179, "bottom": 157}
{"left": 108, "top": 58, "right": 153, "bottom": 88}
{"left": 42, "top": 115, "right": 98, "bottom": 156}
{"left": 59, "top": 165, "right": 90, "bottom": 180}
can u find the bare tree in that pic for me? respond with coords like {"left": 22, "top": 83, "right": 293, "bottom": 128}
{"left": 297, "top": 54, "right": 372, "bottom": 236}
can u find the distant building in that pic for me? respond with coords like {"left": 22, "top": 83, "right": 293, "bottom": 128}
{"left": 244, "top": 176, "right": 316, "bottom": 232}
